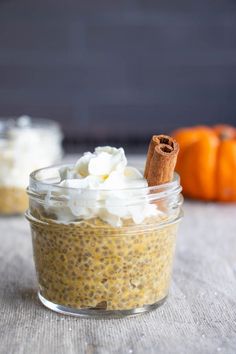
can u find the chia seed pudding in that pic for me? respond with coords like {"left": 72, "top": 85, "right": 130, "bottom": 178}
{"left": 26, "top": 146, "right": 183, "bottom": 317}
{"left": 0, "top": 187, "right": 28, "bottom": 214}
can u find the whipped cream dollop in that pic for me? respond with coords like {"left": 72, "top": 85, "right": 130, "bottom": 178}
{"left": 44, "top": 146, "right": 158, "bottom": 227}
{"left": 0, "top": 116, "right": 62, "bottom": 188}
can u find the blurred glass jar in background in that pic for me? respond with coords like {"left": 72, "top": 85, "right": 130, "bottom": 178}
{"left": 0, "top": 115, "right": 63, "bottom": 215}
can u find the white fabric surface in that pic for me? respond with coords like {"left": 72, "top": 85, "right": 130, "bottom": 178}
{"left": 0, "top": 155, "right": 236, "bottom": 354}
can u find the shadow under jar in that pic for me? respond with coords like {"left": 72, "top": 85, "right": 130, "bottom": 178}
{"left": 26, "top": 165, "right": 183, "bottom": 318}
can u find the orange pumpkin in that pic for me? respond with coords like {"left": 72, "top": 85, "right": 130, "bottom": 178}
{"left": 172, "top": 125, "right": 236, "bottom": 201}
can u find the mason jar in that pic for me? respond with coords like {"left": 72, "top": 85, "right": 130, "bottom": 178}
{"left": 0, "top": 116, "right": 63, "bottom": 215}
{"left": 26, "top": 164, "right": 183, "bottom": 318}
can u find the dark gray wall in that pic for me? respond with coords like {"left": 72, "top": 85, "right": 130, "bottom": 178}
{"left": 1, "top": 0, "right": 236, "bottom": 146}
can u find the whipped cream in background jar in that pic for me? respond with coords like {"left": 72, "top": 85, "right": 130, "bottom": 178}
{"left": 0, "top": 115, "right": 63, "bottom": 215}
{"left": 26, "top": 146, "right": 183, "bottom": 318}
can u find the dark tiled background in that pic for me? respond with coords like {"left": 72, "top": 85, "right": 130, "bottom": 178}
{"left": 1, "top": 0, "right": 236, "bottom": 151}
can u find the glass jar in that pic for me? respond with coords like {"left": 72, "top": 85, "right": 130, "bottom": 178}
{"left": 0, "top": 116, "right": 63, "bottom": 215}
{"left": 26, "top": 164, "right": 183, "bottom": 318}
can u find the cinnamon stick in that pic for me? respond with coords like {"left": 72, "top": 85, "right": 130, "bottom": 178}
{"left": 144, "top": 135, "right": 179, "bottom": 186}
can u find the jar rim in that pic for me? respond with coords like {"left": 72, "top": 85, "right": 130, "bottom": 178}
{"left": 29, "top": 163, "right": 182, "bottom": 197}
{"left": 0, "top": 116, "right": 61, "bottom": 132}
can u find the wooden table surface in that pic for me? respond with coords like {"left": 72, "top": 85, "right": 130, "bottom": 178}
{"left": 0, "top": 156, "right": 236, "bottom": 354}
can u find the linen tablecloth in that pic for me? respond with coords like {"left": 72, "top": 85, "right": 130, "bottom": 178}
{"left": 0, "top": 155, "right": 236, "bottom": 354}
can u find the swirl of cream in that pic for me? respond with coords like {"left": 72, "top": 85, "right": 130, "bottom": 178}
{"left": 48, "top": 146, "right": 158, "bottom": 227}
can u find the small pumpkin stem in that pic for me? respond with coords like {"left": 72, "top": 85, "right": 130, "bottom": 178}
{"left": 219, "top": 131, "right": 231, "bottom": 140}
